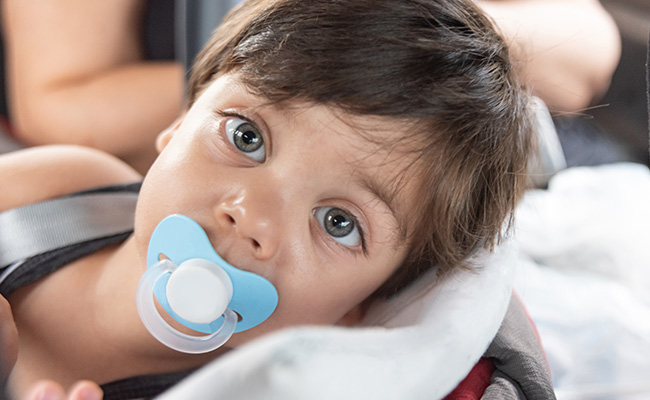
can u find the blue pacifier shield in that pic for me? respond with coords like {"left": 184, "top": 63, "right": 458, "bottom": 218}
{"left": 146, "top": 214, "right": 278, "bottom": 334}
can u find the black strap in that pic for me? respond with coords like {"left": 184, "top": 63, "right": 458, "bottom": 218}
{"left": 101, "top": 370, "right": 196, "bottom": 400}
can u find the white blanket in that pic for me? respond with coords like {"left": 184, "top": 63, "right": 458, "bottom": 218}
{"left": 513, "top": 163, "right": 650, "bottom": 399}
{"left": 158, "top": 239, "right": 517, "bottom": 399}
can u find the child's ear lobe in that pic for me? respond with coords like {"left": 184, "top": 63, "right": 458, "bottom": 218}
{"left": 337, "top": 303, "right": 368, "bottom": 327}
{"left": 155, "top": 114, "right": 185, "bottom": 153}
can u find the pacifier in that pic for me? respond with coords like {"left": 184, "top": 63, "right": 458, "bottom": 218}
{"left": 136, "top": 214, "right": 278, "bottom": 354}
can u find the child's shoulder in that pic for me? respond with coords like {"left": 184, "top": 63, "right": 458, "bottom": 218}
{"left": 0, "top": 145, "right": 142, "bottom": 212}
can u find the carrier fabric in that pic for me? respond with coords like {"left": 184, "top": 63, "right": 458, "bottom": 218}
{"left": 0, "top": 183, "right": 141, "bottom": 296}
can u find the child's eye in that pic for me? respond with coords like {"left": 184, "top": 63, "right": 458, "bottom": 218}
{"left": 315, "top": 207, "right": 361, "bottom": 247}
{"left": 225, "top": 118, "right": 266, "bottom": 162}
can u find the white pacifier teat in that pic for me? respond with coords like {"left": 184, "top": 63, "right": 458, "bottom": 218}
{"left": 136, "top": 214, "right": 278, "bottom": 354}
{"left": 166, "top": 258, "right": 233, "bottom": 324}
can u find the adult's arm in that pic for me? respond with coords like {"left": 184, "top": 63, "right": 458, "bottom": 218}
{"left": 477, "top": 0, "right": 621, "bottom": 112}
{"left": 2, "top": 0, "right": 185, "bottom": 173}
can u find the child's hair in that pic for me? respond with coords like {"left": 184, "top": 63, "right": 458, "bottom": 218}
{"left": 187, "top": 0, "right": 534, "bottom": 297}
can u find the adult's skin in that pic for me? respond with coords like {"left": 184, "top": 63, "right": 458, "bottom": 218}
{"left": 1, "top": 0, "right": 185, "bottom": 173}
{"left": 478, "top": 0, "right": 621, "bottom": 113}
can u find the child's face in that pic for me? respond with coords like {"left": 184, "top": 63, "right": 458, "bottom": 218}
{"left": 135, "top": 74, "right": 420, "bottom": 346}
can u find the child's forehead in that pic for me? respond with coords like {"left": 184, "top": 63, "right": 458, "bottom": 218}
{"left": 265, "top": 98, "right": 420, "bottom": 172}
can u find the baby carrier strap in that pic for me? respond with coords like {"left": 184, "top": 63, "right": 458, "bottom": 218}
{"left": 0, "top": 186, "right": 138, "bottom": 267}
{"left": 482, "top": 294, "right": 556, "bottom": 399}
{"left": 100, "top": 369, "right": 196, "bottom": 400}
{"left": 0, "top": 183, "right": 140, "bottom": 295}
{"left": 443, "top": 294, "right": 555, "bottom": 400}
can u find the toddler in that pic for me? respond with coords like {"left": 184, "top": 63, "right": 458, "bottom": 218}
{"left": 0, "top": 0, "right": 533, "bottom": 398}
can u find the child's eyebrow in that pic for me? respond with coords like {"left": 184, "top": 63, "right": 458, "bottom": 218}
{"left": 355, "top": 173, "right": 408, "bottom": 243}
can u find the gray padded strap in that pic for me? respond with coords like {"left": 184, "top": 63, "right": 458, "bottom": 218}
{"left": 482, "top": 296, "right": 557, "bottom": 399}
{"left": 0, "top": 192, "right": 137, "bottom": 267}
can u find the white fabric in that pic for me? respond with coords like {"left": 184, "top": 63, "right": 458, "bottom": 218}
{"left": 158, "top": 241, "right": 517, "bottom": 400}
{"left": 513, "top": 163, "right": 650, "bottom": 399}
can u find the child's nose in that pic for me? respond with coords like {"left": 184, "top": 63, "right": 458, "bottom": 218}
{"left": 214, "top": 192, "right": 280, "bottom": 261}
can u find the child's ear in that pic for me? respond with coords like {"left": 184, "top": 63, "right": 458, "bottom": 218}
{"left": 336, "top": 302, "right": 368, "bottom": 327}
{"left": 155, "top": 114, "right": 185, "bottom": 153}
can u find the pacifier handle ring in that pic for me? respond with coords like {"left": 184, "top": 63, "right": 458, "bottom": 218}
{"left": 136, "top": 260, "right": 237, "bottom": 354}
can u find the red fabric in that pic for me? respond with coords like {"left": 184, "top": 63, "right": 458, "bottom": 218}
{"left": 443, "top": 358, "right": 495, "bottom": 400}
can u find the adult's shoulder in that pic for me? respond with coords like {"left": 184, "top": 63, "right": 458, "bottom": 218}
{"left": 0, "top": 145, "right": 142, "bottom": 213}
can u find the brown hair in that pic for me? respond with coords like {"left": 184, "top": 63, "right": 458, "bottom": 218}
{"left": 188, "top": 0, "right": 534, "bottom": 297}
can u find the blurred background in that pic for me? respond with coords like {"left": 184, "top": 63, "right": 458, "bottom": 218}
{"left": 580, "top": 0, "right": 649, "bottom": 167}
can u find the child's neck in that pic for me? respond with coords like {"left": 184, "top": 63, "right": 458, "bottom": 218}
{"left": 9, "top": 236, "right": 224, "bottom": 398}
{"left": 85, "top": 236, "right": 225, "bottom": 373}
